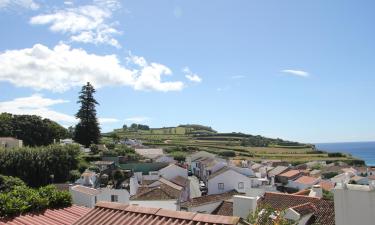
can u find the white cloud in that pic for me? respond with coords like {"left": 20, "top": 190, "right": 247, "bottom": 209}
{"left": 0, "top": 43, "right": 184, "bottom": 92}
{"left": 98, "top": 117, "right": 119, "bottom": 123}
{"left": 0, "top": 94, "right": 76, "bottom": 123}
{"left": 281, "top": 69, "right": 309, "bottom": 77}
{"left": 30, "top": 0, "right": 121, "bottom": 47}
{"left": 125, "top": 116, "right": 150, "bottom": 123}
{"left": 0, "top": 94, "right": 121, "bottom": 127}
{"left": 183, "top": 66, "right": 202, "bottom": 83}
{"left": 0, "top": 0, "right": 39, "bottom": 10}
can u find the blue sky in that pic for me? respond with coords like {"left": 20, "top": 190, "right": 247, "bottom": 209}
{"left": 0, "top": 0, "right": 375, "bottom": 143}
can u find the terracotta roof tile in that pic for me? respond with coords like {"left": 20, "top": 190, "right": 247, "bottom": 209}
{"left": 279, "top": 170, "right": 301, "bottom": 178}
{"left": 180, "top": 190, "right": 238, "bottom": 207}
{"left": 71, "top": 185, "right": 100, "bottom": 195}
{"left": 318, "top": 180, "right": 335, "bottom": 191}
{"left": 170, "top": 176, "right": 189, "bottom": 187}
{"left": 259, "top": 192, "right": 334, "bottom": 225}
{"left": 294, "top": 176, "right": 319, "bottom": 185}
{"left": 0, "top": 205, "right": 90, "bottom": 225}
{"left": 212, "top": 200, "right": 233, "bottom": 216}
{"left": 74, "top": 201, "right": 240, "bottom": 225}
{"left": 130, "top": 183, "right": 182, "bottom": 200}
{"left": 291, "top": 202, "right": 316, "bottom": 216}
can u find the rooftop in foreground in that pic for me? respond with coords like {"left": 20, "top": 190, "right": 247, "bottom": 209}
{"left": 74, "top": 201, "right": 240, "bottom": 225}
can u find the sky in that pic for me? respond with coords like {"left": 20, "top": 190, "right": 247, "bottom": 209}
{"left": 0, "top": 0, "right": 375, "bottom": 143}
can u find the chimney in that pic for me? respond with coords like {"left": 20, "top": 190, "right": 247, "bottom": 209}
{"left": 310, "top": 185, "right": 323, "bottom": 198}
{"left": 233, "top": 195, "right": 258, "bottom": 219}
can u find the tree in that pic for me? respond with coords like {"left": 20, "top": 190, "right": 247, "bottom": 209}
{"left": 74, "top": 82, "right": 101, "bottom": 147}
{"left": 0, "top": 113, "right": 69, "bottom": 146}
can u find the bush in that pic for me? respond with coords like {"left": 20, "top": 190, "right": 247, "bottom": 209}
{"left": 328, "top": 152, "right": 344, "bottom": 157}
{"left": 68, "top": 170, "right": 81, "bottom": 182}
{"left": 170, "top": 151, "right": 187, "bottom": 162}
{"left": 90, "top": 144, "right": 99, "bottom": 154}
{"left": 0, "top": 145, "right": 81, "bottom": 187}
{"left": 218, "top": 150, "right": 236, "bottom": 157}
{"left": 0, "top": 176, "right": 72, "bottom": 218}
{"left": 88, "top": 166, "right": 100, "bottom": 173}
{"left": 322, "top": 172, "right": 338, "bottom": 179}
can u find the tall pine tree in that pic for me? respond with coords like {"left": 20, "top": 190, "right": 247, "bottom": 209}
{"left": 74, "top": 82, "right": 101, "bottom": 147}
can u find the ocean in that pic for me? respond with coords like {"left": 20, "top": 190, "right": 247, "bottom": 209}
{"left": 315, "top": 142, "right": 375, "bottom": 166}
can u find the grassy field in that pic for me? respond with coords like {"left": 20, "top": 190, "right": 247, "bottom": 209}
{"left": 104, "top": 126, "right": 362, "bottom": 164}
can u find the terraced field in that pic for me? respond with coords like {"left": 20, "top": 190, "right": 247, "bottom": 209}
{"left": 104, "top": 125, "right": 362, "bottom": 164}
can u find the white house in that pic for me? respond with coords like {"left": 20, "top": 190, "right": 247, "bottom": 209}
{"left": 154, "top": 155, "right": 176, "bottom": 164}
{"left": 334, "top": 181, "right": 375, "bottom": 225}
{"left": 70, "top": 185, "right": 130, "bottom": 208}
{"left": 207, "top": 167, "right": 253, "bottom": 195}
{"left": 75, "top": 171, "right": 98, "bottom": 187}
{"left": 180, "top": 190, "right": 237, "bottom": 214}
{"left": 287, "top": 176, "right": 320, "bottom": 190}
{"left": 159, "top": 164, "right": 188, "bottom": 180}
{"left": 0, "top": 137, "right": 23, "bottom": 149}
{"left": 350, "top": 175, "right": 369, "bottom": 185}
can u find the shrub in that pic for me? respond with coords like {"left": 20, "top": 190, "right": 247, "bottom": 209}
{"left": 90, "top": 144, "right": 99, "bottom": 154}
{"left": 328, "top": 152, "right": 344, "bottom": 157}
{"left": 170, "top": 151, "right": 187, "bottom": 162}
{"left": 218, "top": 150, "right": 236, "bottom": 157}
{"left": 68, "top": 170, "right": 81, "bottom": 182}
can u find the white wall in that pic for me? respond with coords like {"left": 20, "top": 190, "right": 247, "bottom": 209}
{"left": 159, "top": 165, "right": 187, "bottom": 180}
{"left": 98, "top": 188, "right": 129, "bottom": 205}
{"left": 130, "top": 200, "right": 178, "bottom": 210}
{"left": 208, "top": 169, "right": 251, "bottom": 195}
{"left": 233, "top": 195, "right": 258, "bottom": 219}
{"left": 70, "top": 189, "right": 95, "bottom": 208}
{"left": 334, "top": 184, "right": 375, "bottom": 225}
{"left": 129, "top": 177, "right": 140, "bottom": 196}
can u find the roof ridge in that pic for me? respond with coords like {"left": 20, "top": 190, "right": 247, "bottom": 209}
{"left": 265, "top": 192, "right": 321, "bottom": 199}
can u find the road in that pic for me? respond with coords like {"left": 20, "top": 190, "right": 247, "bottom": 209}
{"left": 188, "top": 175, "right": 201, "bottom": 198}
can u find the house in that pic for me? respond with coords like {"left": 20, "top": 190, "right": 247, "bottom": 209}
{"left": 135, "top": 148, "right": 164, "bottom": 159}
{"left": 268, "top": 165, "right": 289, "bottom": 178}
{"left": 180, "top": 190, "right": 238, "bottom": 214}
{"left": 207, "top": 166, "right": 256, "bottom": 195}
{"left": 70, "top": 185, "right": 130, "bottom": 208}
{"left": 159, "top": 164, "right": 188, "bottom": 180}
{"left": 0, "top": 205, "right": 90, "bottom": 225}
{"left": 334, "top": 182, "right": 375, "bottom": 225}
{"left": 154, "top": 155, "right": 176, "bottom": 163}
{"left": 60, "top": 138, "right": 74, "bottom": 145}
{"left": 331, "top": 172, "right": 355, "bottom": 184}
{"left": 276, "top": 170, "right": 303, "bottom": 184}
{"left": 129, "top": 178, "right": 184, "bottom": 210}
{"left": 75, "top": 170, "right": 98, "bottom": 187}
{"left": 287, "top": 176, "right": 320, "bottom": 190}
{"left": 74, "top": 201, "right": 241, "bottom": 225}
{"left": 0, "top": 137, "right": 22, "bottom": 148}
{"left": 350, "top": 175, "right": 368, "bottom": 185}
{"left": 93, "top": 161, "right": 115, "bottom": 171}
{"left": 318, "top": 180, "right": 335, "bottom": 191}
{"left": 187, "top": 151, "right": 216, "bottom": 177}
{"left": 232, "top": 190, "right": 335, "bottom": 225}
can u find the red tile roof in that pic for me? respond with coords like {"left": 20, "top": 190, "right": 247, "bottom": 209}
{"left": 71, "top": 185, "right": 100, "bottom": 195}
{"left": 130, "top": 183, "right": 182, "bottom": 200}
{"left": 170, "top": 175, "right": 189, "bottom": 187}
{"left": 291, "top": 202, "right": 316, "bottom": 216}
{"left": 212, "top": 200, "right": 233, "bottom": 216}
{"left": 259, "top": 192, "right": 334, "bottom": 225}
{"left": 180, "top": 190, "right": 238, "bottom": 208}
{"left": 318, "top": 180, "right": 335, "bottom": 191}
{"left": 294, "top": 176, "right": 319, "bottom": 185}
{"left": 0, "top": 205, "right": 90, "bottom": 225}
{"left": 74, "top": 201, "right": 240, "bottom": 225}
{"left": 279, "top": 170, "right": 301, "bottom": 178}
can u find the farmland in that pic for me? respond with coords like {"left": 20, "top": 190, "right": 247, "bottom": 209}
{"left": 104, "top": 124, "right": 362, "bottom": 164}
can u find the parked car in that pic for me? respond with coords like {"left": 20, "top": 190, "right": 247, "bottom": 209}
{"left": 199, "top": 181, "right": 206, "bottom": 190}
{"left": 188, "top": 170, "right": 193, "bottom": 176}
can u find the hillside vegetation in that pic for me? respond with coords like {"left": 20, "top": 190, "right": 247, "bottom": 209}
{"left": 105, "top": 124, "right": 362, "bottom": 164}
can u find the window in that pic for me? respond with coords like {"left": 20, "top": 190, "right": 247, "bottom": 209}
{"left": 94, "top": 196, "right": 97, "bottom": 203}
{"left": 111, "top": 195, "right": 118, "bottom": 202}
{"left": 218, "top": 183, "right": 224, "bottom": 190}
{"left": 238, "top": 182, "right": 244, "bottom": 189}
